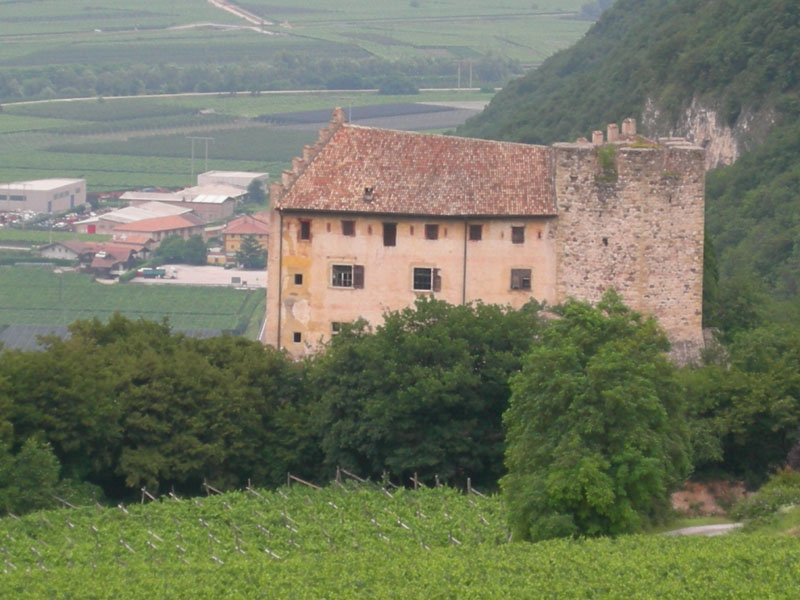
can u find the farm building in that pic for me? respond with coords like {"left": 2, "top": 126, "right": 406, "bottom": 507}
{"left": 121, "top": 184, "right": 243, "bottom": 223}
{"left": 222, "top": 213, "right": 270, "bottom": 261}
{"left": 37, "top": 239, "right": 151, "bottom": 273}
{"left": 37, "top": 240, "right": 96, "bottom": 262}
{"left": 265, "top": 110, "right": 705, "bottom": 363}
{"left": 197, "top": 170, "right": 269, "bottom": 190}
{"left": 73, "top": 202, "right": 190, "bottom": 235}
{"left": 0, "top": 179, "right": 85, "bottom": 214}
{"left": 111, "top": 213, "right": 206, "bottom": 246}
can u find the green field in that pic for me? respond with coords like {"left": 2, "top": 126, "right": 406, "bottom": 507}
{"left": 0, "top": 267, "right": 264, "bottom": 335}
{"left": 0, "top": 484, "right": 798, "bottom": 598}
{"left": 0, "top": 90, "right": 487, "bottom": 192}
{"left": 0, "top": 0, "right": 589, "bottom": 66}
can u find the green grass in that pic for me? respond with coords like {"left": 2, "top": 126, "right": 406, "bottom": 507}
{"left": 50, "top": 125, "right": 319, "bottom": 162}
{"left": 0, "top": 266, "right": 264, "bottom": 335}
{"left": 1, "top": 484, "right": 799, "bottom": 599}
{"left": 0, "top": 0, "right": 239, "bottom": 36}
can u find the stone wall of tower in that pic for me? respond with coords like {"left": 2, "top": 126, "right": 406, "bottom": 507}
{"left": 552, "top": 136, "right": 706, "bottom": 363}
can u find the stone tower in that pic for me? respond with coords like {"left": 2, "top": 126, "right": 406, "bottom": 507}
{"left": 552, "top": 120, "right": 706, "bottom": 362}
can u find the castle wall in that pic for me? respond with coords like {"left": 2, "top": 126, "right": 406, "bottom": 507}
{"left": 264, "top": 212, "right": 557, "bottom": 355}
{"left": 552, "top": 139, "right": 706, "bottom": 362}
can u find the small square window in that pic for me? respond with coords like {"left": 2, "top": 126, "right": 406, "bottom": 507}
{"left": 294, "top": 273, "right": 303, "bottom": 285}
{"left": 510, "top": 269, "right": 532, "bottom": 290}
{"left": 425, "top": 224, "right": 439, "bottom": 240}
{"left": 293, "top": 332, "right": 302, "bottom": 343}
{"left": 299, "top": 220, "right": 311, "bottom": 241}
{"left": 511, "top": 226, "right": 525, "bottom": 244}
{"left": 331, "top": 322, "right": 342, "bottom": 335}
{"left": 383, "top": 222, "right": 397, "bottom": 247}
{"left": 469, "top": 224, "right": 482, "bottom": 241}
{"left": 342, "top": 220, "right": 355, "bottom": 236}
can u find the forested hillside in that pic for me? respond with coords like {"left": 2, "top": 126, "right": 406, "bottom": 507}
{"left": 459, "top": 0, "right": 800, "bottom": 324}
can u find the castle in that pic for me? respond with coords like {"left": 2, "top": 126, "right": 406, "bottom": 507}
{"left": 264, "top": 109, "right": 705, "bottom": 363}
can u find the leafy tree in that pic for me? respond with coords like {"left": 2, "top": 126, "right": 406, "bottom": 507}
{"left": 154, "top": 234, "right": 206, "bottom": 265}
{"left": 309, "top": 297, "right": 542, "bottom": 488}
{"left": 246, "top": 179, "right": 266, "bottom": 205}
{"left": 502, "top": 291, "right": 691, "bottom": 541}
{"left": 0, "top": 438, "right": 61, "bottom": 514}
{"left": 235, "top": 235, "right": 266, "bottom": 269}
{"left": 683, "top": 323, "right": 800, "bottom": 486}
{"left": 0, "top": 315, "right": 311, "bottom": 499}
{"left": 182, "top": 235, "right": 207, "bottom": 265}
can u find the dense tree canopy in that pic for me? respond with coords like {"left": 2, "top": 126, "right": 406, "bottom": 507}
{"left": 502, "top": 291, "right": 691, "bottom": 541}
{"left": 0, "top": 315, "right": 312, "bottom": 499}
{"left": 309, "top": 297, "right": 542, "bottom": 488}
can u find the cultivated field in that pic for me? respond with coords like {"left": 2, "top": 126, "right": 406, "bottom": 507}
{"left": 0, "top": 91, "right": 488, "bottom": 193}
{"left": 1, "top": 484, "right": 797, "bottom": 598}
{"left": 0, "top": 0, "right": 589, "bottom": 68}
{"left": 0, "top": 267, "right": 264, "bottom": 336}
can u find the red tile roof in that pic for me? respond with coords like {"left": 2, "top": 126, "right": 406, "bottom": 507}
{"left": 276, "top": 122, "right": 555, "bottom": 217}
{"left": 224, "top": 214, "right": 271, "bottom": 236}
{"left": 112, "top": 213, "right": 204, "bottom": 233}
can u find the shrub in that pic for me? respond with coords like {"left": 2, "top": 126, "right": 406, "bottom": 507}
{"left": 730, "top": 468, "right": 800, "bottom": 522}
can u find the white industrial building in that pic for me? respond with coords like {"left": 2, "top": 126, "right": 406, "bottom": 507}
{"left": 0, "top": 179, "right": 86, "bottom": 214}
{"left": 196, "top": 170, "right": 268, "bottom": 190}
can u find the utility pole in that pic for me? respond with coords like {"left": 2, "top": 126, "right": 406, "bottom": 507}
{"left": 187, "top": 137, "right": 214, "bottom": 183}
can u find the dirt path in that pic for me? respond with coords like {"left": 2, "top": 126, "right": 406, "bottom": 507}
{"left": 664, "top": 523, "right": 743, "bottom": 537}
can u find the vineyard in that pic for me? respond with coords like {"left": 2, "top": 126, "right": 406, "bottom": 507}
{"left": 1, "top": 483, "right": 798, "bottom": 598}
{"left": 0, "top": 267, "right": 264, "bottom": 335}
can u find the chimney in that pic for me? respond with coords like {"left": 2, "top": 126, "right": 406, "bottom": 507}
{"left": 622, "top": 118, "right": 637, "bottom": 136}
{"left": 592, "top": 130, "right": 604, "bottom": 145}
{"left": 607, "top": 123, "right": 619, "bottom": 142}
{"left": 331, "top": 107, "right": 346, "bottom": 125}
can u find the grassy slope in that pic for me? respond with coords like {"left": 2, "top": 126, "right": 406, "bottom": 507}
{"left": 1, "top": 485, "right": 797, "bottom": 598}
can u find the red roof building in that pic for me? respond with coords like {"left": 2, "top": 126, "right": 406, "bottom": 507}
{"left": 265, "top": 110, "right": 707, "bottom": 363}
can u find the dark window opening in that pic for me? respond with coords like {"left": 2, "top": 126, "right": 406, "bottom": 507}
{"left": 413, "top": 267, "right": 441, "bottom": 292}
{"left": 469, "top": 224, "right": 482, "bottom": 241}
{"left": 511, "top": 226, "right": 525, "bottom": 244}
{"left": 332, "top": 265, "right": 353, "bottom": 288}
{"left": 331, "top": 322, "right": 342, "bottom": 335}
{"left": 383, "top": 222, "right": 397, "bottom": 247}
{"left": 293, "top": 332, "right": 302, "bottom": 343}
{"left": 511, "top": 269, "right": 532, "bottom": 290}
{"left": 294, "top": 273, "right": 303, "bottom": 285}
{"left": 425, "top": 224, "right": 439, "bottom": 240}
{"left": 299, "top": 220, "right": 311, "bottom": 241}
{"left": 331, "top": 264, "right": 364, "bottom": 289}
{"left": 602, "top": 237, "right": 608, "bottom": 246}
{"left": 342, "top": 220, "right": 355, "bottom": 236}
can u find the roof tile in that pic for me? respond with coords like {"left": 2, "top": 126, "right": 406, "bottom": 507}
{"left": 277, "top": 124, "right": 555, "bottom": 217}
